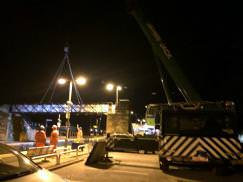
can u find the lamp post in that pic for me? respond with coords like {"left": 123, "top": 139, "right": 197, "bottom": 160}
{"left": 57, "top": 114, "right": 61, "bottom": 128}
{"left": 58, "top": 76, "right": 87, "bottom": 139}
{"left": 116, "top": 86, "right": 122, "bottom": 106}
{"left": 106, "top": 83, "right": 122, "bottom": 106}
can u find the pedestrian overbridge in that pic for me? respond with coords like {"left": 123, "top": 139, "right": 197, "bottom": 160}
{"left": 10, "top": 103, "right": 116, "bottom": 114}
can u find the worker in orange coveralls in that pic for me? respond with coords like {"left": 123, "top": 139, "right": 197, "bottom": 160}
{"left": 35, "top": 125, "right": 46, "bottom": 147}
{"left": 50, "top": 125, "right": 59, "bottom": 149}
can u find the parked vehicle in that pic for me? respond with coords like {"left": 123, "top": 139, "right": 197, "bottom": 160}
{"left": 0, "top": 143, "right": 67, "bottom": 182}
{"left": 107, "top": 133, "right": 159, "bottom": 154}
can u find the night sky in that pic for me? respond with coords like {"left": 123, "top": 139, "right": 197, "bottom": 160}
{"left": 0, "top": 1, "right": 243, "bottom": 123}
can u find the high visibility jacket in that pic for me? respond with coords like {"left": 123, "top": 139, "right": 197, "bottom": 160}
{"left": 35, "top": 130, "right": 46, "bottom": 147}
{"left": 76, "top": 128, "right": 84, "bottom": 143}
{"left": 50, "top": 129, "right": 59, "bottom": 148}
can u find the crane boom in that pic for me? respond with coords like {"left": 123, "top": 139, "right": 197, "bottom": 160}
{"left": 130, "top": 9, "right": 201, "bottom": 103}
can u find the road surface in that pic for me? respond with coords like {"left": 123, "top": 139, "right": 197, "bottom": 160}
{"left": 54, "top": 152, "right": 243, "bottom": 182}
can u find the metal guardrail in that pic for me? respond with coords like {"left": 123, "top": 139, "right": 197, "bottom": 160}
{"left": 26, "top": 144, "right": 88, "bottom": 165}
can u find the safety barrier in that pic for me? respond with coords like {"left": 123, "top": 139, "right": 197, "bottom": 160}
{"left": 25, "top": 144, "right": 87, "bottom": 165}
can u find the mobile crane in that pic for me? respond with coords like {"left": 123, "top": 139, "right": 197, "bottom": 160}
{"left": 129, "top": 1, "right": 243, "bottom": 172}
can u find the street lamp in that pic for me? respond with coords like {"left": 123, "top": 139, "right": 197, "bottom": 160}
{"left": 116, "top": 86, "right": 122, "bottom": 106}
{"left": 106, "top": 83, "right": 122, "bottom": 106}
{"left": 76, "top": 76, "right": 87, "bottom": 85}
{"left": 58, "top": 76, "right": 87, "bottom": 104}
{"left": 57, "top": 76, "right": 87, "bottom": 139}
{"left": 106, "top": 83, "right": 114, "bottom": 91}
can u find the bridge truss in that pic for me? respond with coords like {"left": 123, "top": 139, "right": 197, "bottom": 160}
{"left": 10, "top": 103, "right": 116, "bottom": 114}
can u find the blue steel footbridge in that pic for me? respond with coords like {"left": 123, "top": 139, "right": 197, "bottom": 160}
{"left": 9, "top": 103, "right": 116, "bottom": 114}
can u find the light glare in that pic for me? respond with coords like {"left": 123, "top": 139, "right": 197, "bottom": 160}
{"left": 106, "top": 83, "right": 114, "bottom": 91}
{"left": 117, "top": 86, "right": 122, "bottom": 91}
{"left": 76, "top": 76, "right": 87, "bottom": 85}
{"left": 38, "top": 169, "right": 49, "bottom": 180}
{"left": 58, "top": 78, "right": 67, "bottom": 85}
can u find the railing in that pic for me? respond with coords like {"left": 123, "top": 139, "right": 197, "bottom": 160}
{"left": 10, "top": 103, "right": 116, "bottom": 114}
{"left": 23, "top": 144, "right": 88, "bottom": 166}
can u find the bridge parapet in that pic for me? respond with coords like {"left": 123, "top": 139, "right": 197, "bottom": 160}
{"left": 10, "top": 104, "right": 116, "bottom": 114}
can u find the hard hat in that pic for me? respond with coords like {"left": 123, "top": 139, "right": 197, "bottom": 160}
{"left": 52, "top": 125, "right": 57, "bottom": 129}
{"left": 40, "top": 125, "right": 45, "bottom": 130}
